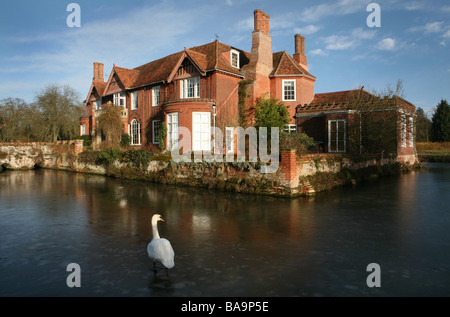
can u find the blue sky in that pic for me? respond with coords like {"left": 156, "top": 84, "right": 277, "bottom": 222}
{"left": 0, "top": 0, "right": 449, "bottom": 114}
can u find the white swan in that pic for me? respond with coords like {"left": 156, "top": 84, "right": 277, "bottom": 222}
{"left": 147, "top": 214, "right": 175, "bottom": 274}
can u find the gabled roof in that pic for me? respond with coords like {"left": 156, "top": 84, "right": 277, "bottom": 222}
{"left": 85, "top": 80, "right": 107, "bottom": 103}
{"left": 189, "top": 41, "right": 247, "bottom": 76}
{"left": 271, "top": 51, "right": 316, "bottom": 80}
{"left": 113, "top": 41, "right": 247, "bottom": 92}
{"left": 113, "top": 66, "right": 140, "bottom": 88}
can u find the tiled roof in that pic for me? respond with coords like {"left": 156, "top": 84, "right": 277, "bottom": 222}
{"left": 102, "top": 41, "right": 317, "bottom": 95}
{"left": 133, "top": 51, "right": 184, "bottom": 87}
{"left": 297, "top": 89, "right": 373, "bottom": 112}
{"left": 113, "top": 66, "right": 140, "bottom": 88}
{"left": 271, "top": 51, "right": 316, "bottom": 79}
{"left": 122, "top": 41, "right": 247, "bottom": 90}
{"left": 298, "top": 88, "right": 415, "bottom": 113}
{"left": 93, "top": 81, "right": 107, "bottom": 96}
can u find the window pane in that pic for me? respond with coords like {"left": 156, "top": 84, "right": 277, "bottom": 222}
{"left": 283, "top": 81, "right": 295, "bottom": 100}
{"left": 329, "top": 120, "right": 346, "bottom": 153}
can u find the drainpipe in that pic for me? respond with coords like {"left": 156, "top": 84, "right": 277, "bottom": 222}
{"left": 212, "top": 104, "right": 216, "bottom": 154}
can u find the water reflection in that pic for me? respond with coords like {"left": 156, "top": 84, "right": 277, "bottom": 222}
{"left": 1, "top": 164, "right": 450, "bottom": 296}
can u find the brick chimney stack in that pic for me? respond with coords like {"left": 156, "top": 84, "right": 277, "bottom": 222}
{"left": 243, "top": 9, "right": 273, "bottom": 110}
{"left": 93, "top": 62, "right": 104, "bottom": 82}
{"left": 293, "top": 34, "right": 308, "bottom": 71}
{"left": 254, "top": 9, "right": 270, "bottom": 34}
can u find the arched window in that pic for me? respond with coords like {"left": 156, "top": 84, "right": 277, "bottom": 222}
{"left": 130, "top": 119, "right": 141, "bottom": 145}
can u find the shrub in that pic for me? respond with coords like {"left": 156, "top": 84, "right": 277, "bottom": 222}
{"left": 120, "top": 149, "right": 154, "bottom": 170}
{"left": 77, "top": 135, "right": 92, "bottom": 147}
{"left": 279, "top": 131, "right": 315, "bottom": 154}
{"left": 120, "top": 133, "right": 131, "bottom": 148}
{"left": 96, "top": 148, "right": 122, "bottom": 167}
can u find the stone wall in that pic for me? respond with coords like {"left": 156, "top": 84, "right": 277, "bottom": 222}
{"left": 0, "top": 141, "right": 83, "bottom": 170}
{"left": 0, "top": 143, "right": 418, "bottom": 197}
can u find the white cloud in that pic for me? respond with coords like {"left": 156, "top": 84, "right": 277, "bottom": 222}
{"left": 320, "top": 27, "right": 377, "bottom": 51}
{"left": 322, "top": 35, "right": 356, "bottom": 50}
{"left": 351, "top": 27, "right": 377, "bottom": 40}
{"left": 309, "top": 48, "right": 327, "bottom": 56}
{"left": 444, "top": 30, "right": 450, "bottom": 38}
{"left": 408, "top": 21, "right": 446, "bottom": 34}
{"left": 377, "top": 38, "right": 396, "bottom": 51}
{"left": 424, "top": 22, "right": 445, "bottom": 33}
{"left": 404, "top": 1, "right": 425, "bottom": 11}
{"left": 300, "top": 0, "right": 372, "bottom": 22}
{"left": 440, "top": 41, "right": 446, "bottom": 46}
{"left": 293, "top": 25, "right": 320, "bottom": 35}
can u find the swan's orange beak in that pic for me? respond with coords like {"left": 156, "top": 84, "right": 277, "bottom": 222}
{"left": 160, "top": 217, "right": 165, "bottom": 222}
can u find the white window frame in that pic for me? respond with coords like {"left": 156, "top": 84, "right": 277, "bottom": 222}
{"left": 225, "top": 127, "right": 234, "bottom": 154}
{"left": 131, "top": 91, "right": 138, "bottom": 110}
{"left": 230, "top": 49, "right": 240, "bottom": 69}
{"left": 282, "top": 79, "right": 296, "bottom": 101}
{"left": 114, "top": 92, "right": 126, "bottom": 107}
{"left": 167, "top": 113, "right": 179, "bottom": 151}
{"left": 401, "top": 115, "right": 407, "bottom": 148}
{"left": 409, "top": 117, "right": 414, "bottom": 148}
{"left": 152, "top": 86, "right": 161, "bottom": 107}
{"left": 95, "top": 100, "right": 101, "bottom": 110}
{"left": 152, "top": 120, "right": 161, "bottom": 145}
{"left": 80, "top": 124, "right": 86, "bottom": 136}
{"left": 328, "top": 119, "right": 346, "bottom": 153}
{"left": 130, "top": 119, "right": 141, "bottom": 145}
{"left": 192, "top": 112, "right": 211, "bottom": 151}
{"left": 283, "top": 124, "right": 297, "bottom": 134}
{"left": 181, "top": 77, "right": 200, "bottom": 99}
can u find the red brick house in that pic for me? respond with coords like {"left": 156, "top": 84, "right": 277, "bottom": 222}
{"left": 80, "top": 9, "right": 416, "bottom": 163}
{"left": 80, "top": 9, "right": 316, "bottom": 151}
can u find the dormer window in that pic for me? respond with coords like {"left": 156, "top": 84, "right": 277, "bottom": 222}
{"left": 230, "top": 49, "right": 240, "bottom": 68}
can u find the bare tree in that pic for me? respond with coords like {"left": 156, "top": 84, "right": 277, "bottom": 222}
{"left": 97, "top": 102, "right": 123, "bottom": 147}
{"left": 347, "top": 80, "right": 406, "bottom": 155}
{"left": 34, "top": 84, "right": 84, "bottom": 142}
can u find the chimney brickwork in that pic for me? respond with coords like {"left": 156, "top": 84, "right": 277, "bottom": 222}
{"left": 93, "top": 62, "right": 104, "bottom": 82}
{"left": 293, "top": 34, "right": 308, "bottom": 70}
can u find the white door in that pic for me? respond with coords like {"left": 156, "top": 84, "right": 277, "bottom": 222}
{"left": 167, "top": 113, "right": 178, "bottom": 151}
{"left": 192, "top": 112, "right": 211, "bottom": 151}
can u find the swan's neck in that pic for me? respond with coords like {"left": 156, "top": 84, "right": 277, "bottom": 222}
{"left": 152, "top": 221, "right": 160, "bottom": 240}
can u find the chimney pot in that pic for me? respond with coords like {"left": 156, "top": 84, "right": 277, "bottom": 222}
{"left": 293, "top": 34, "right": 307, "bottom": 70}
{"left": 93, "top": 62, "right": 104, "bottom": 81}
{"left": 254, "top": 9, "right": 270, "bottom": 34}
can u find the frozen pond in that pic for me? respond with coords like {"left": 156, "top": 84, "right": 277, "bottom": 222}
{"left": 1, "top": 164, "right": 449, "bottom": 296}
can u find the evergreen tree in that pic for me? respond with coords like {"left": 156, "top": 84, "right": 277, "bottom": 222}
{"left": 253, "top": 94, "right": 290, "bottom": 130}
{"left": 415, "top": 107, "right": 432, "bottom": 142}
{"left": 431, "top": 99, "right": 450, "bottom": 142}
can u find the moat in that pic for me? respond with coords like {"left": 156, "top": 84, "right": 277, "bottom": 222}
{"left": 0, "top": 163, "right": 449, "bottom": 296}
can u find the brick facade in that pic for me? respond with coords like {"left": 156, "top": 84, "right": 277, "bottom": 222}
{"left": 80, "top": 9, "right": 316, "bottom": 150}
